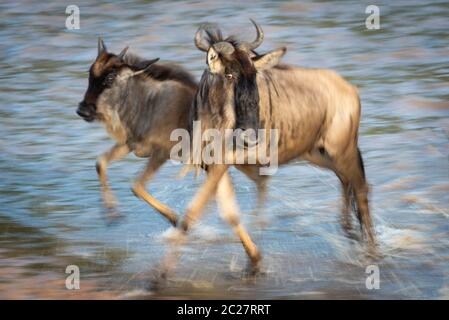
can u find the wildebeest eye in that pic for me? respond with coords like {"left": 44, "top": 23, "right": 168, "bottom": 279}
{"left": 103, "top": 72, "right": 116, "bottom": 87}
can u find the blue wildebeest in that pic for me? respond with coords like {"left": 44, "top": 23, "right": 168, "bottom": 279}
{"left": 77, "top": 38, "right": 197, "bottom": 224}
{"left": 77, "top": 39, "right": 268, "bottom": 226}
{"left": 172, "top": 20, "right": 375, "bottom": 272}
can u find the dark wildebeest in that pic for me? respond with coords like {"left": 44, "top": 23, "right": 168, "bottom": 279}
{"left": 173, "top": 20, "right": 375, "bottom": 271}
{"left": 77, "top": 38, "right": 197, "bottom": 225}
{"left": 77, "top": 38, "right": 268, "bottom": 226}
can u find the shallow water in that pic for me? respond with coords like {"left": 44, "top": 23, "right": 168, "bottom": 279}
{"left": 0, "top": 0, "right": 448, "bottom": 299}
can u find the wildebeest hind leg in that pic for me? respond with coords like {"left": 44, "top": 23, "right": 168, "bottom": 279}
{"left": 333, "top": 149, "right": 376, "bottom": 248}
{"left": 303, "top": 149, "right": 357, "bottom": 239}
{"left": 335, "top": 173, "right": 358, "bottom": 239}
{"left": 96, "top": 143, "right": 130, "bottom": 209}
{"left": 132, "top": 150, "right": 178, "bottom": 226}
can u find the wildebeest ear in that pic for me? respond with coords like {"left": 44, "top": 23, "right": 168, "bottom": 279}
{"left": 252, "top": 47, "right": 287, "bottom": 71}
{"left": 98, "top": 37, "right": 107, "bottom": 56}
{"left": 130, "top": 58, "right": 160, "bottom": 76}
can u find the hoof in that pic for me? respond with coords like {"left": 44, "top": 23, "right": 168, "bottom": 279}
{"left": 103, "top": 193, "right": 118, "bottom": 209}
{"left": 343, "top": 227, "right": 361, "bottom": 242}
{"left": 167, "top": 214, "right": 178, "bottom": 227}
{"left": 148, "top": 267, "right": 168, "bottom": 291}
{"left": 253, "top": 216, "right": 269, "bottom": 230}
{"left": 104, "top": 207, "right": 125, "bottom": 225}
{"left": 366, "top": 238, "right": 380, "bottom": 259}
{"left": 162, "top": 227, "right": 187, "bottom": 245}
{"left": 247, "top": 252, "right": 262, "bottom": 276}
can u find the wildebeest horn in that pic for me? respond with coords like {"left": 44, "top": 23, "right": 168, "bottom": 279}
{"left": 194, "top": 26, "right": 210, "bottom": 52}
{"left": 241, "top": 19, "right": 264, "bottom": 51}
{"left": 117, "top": 46, "right": 129, "bottom": 60}
{"left": 213, "top": 42, "right": 235, "bottom": 55}
{"left": 98, "top": 37, "right": 107, "bottom": 56}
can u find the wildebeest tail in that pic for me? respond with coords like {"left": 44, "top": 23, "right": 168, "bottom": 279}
{"left": 357, "top": 147, "right": 366, "bottom": 180}
{"left": 350, "top": 147, "right": 367, "bottom": 227}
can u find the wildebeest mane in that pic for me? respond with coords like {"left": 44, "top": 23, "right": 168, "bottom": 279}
{"left": 199, "top": 25, "right": 263, "bottom": 60}
{"left": 123, "top": 52, "right": 197, "bottom": 89}
{"left": 189, "top": 70, "right": 225, "bottom": 132}
{"left": 199, "top": 24, "right": 241, "bottom": 49}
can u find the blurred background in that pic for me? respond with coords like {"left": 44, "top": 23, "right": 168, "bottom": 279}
{"left": 0, "top": 0, "right": 448, "bottom": 299}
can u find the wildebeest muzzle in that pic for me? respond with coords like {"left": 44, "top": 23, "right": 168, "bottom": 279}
{"left": 77, "top": 101, "right": 96, "bottom": 122}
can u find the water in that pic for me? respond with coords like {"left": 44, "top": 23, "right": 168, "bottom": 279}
{"left": 0, "top": 0, "right": 448, "bottom": 299}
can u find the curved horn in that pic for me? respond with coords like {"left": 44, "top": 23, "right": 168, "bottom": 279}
{"left": 194, "top": 26, "right": 210, "bottom": 52}
{"left": 117, "top": 46, "right": 129, "bottom": 60}
{"left": 243, "top": 19, "right": 264, "bottom": 51}
{"left": 98, "top": 37, "right": 107, "bottom": 56}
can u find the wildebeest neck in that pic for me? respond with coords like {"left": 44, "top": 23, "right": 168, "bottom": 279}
{"left": 124, "top": 53, "right": 197, "bottom": 89}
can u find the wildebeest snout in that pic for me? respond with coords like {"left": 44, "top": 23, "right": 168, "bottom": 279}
{"left": 236, "top": 117, "right": 259, "bottom": 140}
{"left": 236, "top": 126, "right": 259, "bottom": 149}
{"left": 77, "top": 101, "right": 96, "bottom": 122}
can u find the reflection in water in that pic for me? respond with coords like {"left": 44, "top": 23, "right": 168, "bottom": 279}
{"left": 0, "top": 0, "right": 448, "bottom": 299}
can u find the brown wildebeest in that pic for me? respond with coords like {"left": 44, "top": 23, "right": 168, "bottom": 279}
{"left": 77, "top": 38, "right": 268, "bottom": 225}
{"left": 172, "top": 20, "right": 376, "bottom": 271}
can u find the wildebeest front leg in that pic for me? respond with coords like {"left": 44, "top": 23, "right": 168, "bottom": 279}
{"left": 180, "top": 164, "right": 229, "bottom": 232}
{"left": 131, "top": 151, "right": 178, "bottom": 226}
{"left": 216, "top": 171, "right": 261, "bottom": 269}
{"left": 152, "top": 164, "right": 229, "bottom": 285}
{"left": 236, "top": 165, "right": 269, "bottom": 227}
{"left": 96, "top": 143, "right": 130, "bottom": 209}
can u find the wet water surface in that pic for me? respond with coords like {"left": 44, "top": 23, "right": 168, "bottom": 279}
{"left": 0, "top": 0, "right": 448, "bottom": 299}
